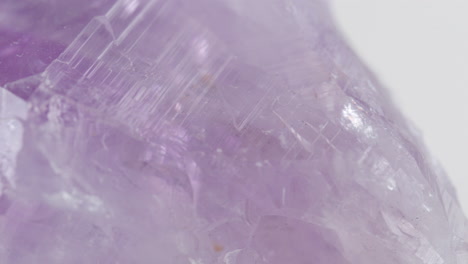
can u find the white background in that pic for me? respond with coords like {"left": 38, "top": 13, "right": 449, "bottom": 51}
{"left": 331, "top": 0, "right": 468, "bottom": 212}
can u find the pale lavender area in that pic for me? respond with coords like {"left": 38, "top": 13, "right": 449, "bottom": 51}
{"left": 0, "top": 0, "right": 467, "bottom": 263}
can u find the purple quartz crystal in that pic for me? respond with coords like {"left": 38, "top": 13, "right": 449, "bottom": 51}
{"left": 1, "top": 0, "right": 467, "bottom": 263}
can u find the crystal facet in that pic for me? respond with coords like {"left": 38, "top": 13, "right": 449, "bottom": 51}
{"left": 1, "top": 0, "right": 467, "bottom": 263}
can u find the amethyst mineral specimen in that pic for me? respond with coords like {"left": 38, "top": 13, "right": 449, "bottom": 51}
{"left": 1, "top": 0, "right": 467, "bottom": 263}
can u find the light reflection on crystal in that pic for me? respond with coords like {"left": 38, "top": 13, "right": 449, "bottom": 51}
{"left": 123, "top": 0, "right": 140, "bottom": 15}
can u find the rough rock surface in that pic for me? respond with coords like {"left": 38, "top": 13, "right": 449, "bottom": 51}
{"left": 1, "top": 0, "right": 467, "bottom": 263}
